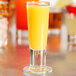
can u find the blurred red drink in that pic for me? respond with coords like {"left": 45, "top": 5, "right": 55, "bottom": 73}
{"left": 15, "top": 0, "right": 27, "bottom": 30}
{"left": 66, "top": 5, "right": 76, "bottom": 16}
{"left": 15, "top": 0, "right": 38, "bottom": 44}
{"left": 15, "top": 0, "right": 38, "bottom": 30}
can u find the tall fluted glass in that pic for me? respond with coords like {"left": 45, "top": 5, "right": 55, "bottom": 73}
{"left": 23, "top": 1, "right": 52, "bottom": 75}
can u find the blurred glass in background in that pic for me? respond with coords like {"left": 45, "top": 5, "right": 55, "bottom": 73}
{"left": 15, "top": 0, "right": 38, "bottom": 45}
{"left": 0, "top": 0, "right": 8, "bottom": 48}
{"left": 65, "top": 1, "right": 76, "bottom": 50}
{"left": 48, "top": 0, "right": 72, "bottom": 35}
{"left": 49, "top": 6, "right": 62, "bottom": 35}
{"left": 65, "top": 2, "right": 76, "bottom": 35}
{"left": 15, "top": 0, "right": 28, "bottom": 40}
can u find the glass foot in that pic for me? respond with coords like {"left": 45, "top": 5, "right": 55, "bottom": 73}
{"left": 23, "top": 66, "right": 52, "bottom": 75}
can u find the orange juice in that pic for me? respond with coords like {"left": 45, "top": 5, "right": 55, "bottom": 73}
{"left": 27, "top": 5, "right": 49, "bottom": 50}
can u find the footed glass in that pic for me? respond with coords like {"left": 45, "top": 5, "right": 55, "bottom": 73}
{"left": 23, "top": 1, "right": 52, "bottom": 75}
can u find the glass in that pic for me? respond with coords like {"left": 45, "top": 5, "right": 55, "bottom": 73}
{"left": 23, "top": 1, "right": 52, "bottom": 75}
{"left": 65, "top": 3, "right": 76, "bottom": 47}
{"left": 15, "top": 0, "right": 38, "bottom": 44}
{"left": 0, "top": 0, "right": 8, "bottom": 48}
{"left": 48, "top": 6, "right": 62, "bottom": 35}
{"left": 15, "top": 0, "right": 28, "bottom": 44}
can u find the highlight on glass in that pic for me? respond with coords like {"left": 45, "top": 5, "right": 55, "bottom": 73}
{"left": 23, "top": 1, "right": 52, "bottom": 75}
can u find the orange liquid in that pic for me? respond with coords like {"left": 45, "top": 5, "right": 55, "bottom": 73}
{"left": 27, "top": 5, "right": 50, "bottom": 50}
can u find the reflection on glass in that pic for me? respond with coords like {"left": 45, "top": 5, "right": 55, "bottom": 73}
{"left": 15, "top": 0, "right": 28, "bottom": 44}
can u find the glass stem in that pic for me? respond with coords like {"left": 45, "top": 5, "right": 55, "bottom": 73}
{"left": 30, "top": 49, "right": 46, "bottom": 67}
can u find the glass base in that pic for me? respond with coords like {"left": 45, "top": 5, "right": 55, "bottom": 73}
{"left": 16, "top": 30, "right": 29, "bottom": 45}
{"left": 23, "top": 49, "right": 52, "bottom": 75}
{"left": 23, "top": 66, "right": 52, "bottom": 75}
{"left": 48, "top": 29, "right": 61, "bottom": 35}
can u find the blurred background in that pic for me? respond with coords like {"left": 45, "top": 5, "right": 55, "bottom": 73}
{"left": 7, "top": 0, "right": 76, "bottom": 51}
{"left": 0, "top": 0, "right": 76, "bottom": 76}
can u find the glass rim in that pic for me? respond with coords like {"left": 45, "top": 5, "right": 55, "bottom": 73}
{"left": 27, "top": 1, "right": 50, "bottom": 6}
